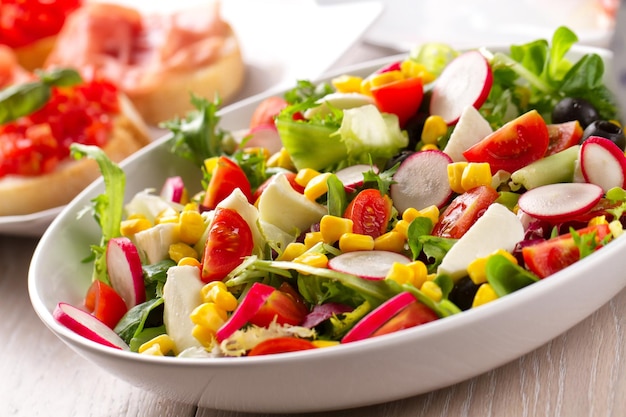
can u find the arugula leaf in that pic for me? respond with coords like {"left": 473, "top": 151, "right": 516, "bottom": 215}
{"left": 362, "top": 161, "right": 398, "bottom": 196}
{"left": 161, "top": 95, "right": 235, "bottom": 167}
{"left": 70, "top": 143, "right": 125, "bottom": 284}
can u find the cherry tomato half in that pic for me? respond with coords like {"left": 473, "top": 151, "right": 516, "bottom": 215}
{"left": 432, "top": 185, "right": 499, "bottom": 239}
{"left": 249, "top": 96, "right": 288, "bottom": 130}
{"left": 344, "top": 188, "right": 393, "bottom": 239}
{"left": 84, "top": 280, "right": 128, "bottom": 329}
{"left": 370, "top": 301, "right": 438, "bottom": 338}
{"left": 201, "top": 207, "right": 254, "bottom": 282}
{"left": 370, "top": 77, "right": 424, "bottom": 128}
{"left": 249, "top": 285, "right": 309, "bottom": 327}
{"left": 202, "top": 156, "right": 252, "bottom": 210}
{"left": 247, "top": 337, "right": 316, "bottom": 356}
{"left": 545, "top": 120, "right": 583, "bottom": 156}
{"left": 463, "top": 110, "right": 549, "bottom": 173}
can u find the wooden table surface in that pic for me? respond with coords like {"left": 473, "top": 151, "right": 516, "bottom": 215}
{"left": 3, "top": 40, "right": 626, "bottom": 417}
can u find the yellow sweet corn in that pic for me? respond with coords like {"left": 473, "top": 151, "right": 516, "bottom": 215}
{"left": 192, "top": 324, "right": 217, "bottom": 348}
{"left": 402, "top": 206, "right": 439, "bottom": 225}
{"left": 420, "top": 143, "right": 439, "bottom": 151}
{"left": 332, "top": 74, "right": 363, "bottom": 93}
{"left": 177, "top": 257, "right": 201, "bottom": 268}
{"left": 393, "top": 219, "right": 411, "bottom": 239}
{"left": 169, "top": 242, "right": 199, "bottom": 263}
{"left": 339, "top": 233, "right": 375, "bottom": 252}
{"left": 421, "top": 115, "right": 447, "bottom": 145}
{"left": 295, "top": 168, "right": 321, "bottom": 188}
{"left": 201, "top": 283, "right": 238, "bottom": 312}
{"left": 400, "top": 60, "right": 436, "bottom": 84}
{"left": 407, "top": 260, "right": 428, "bottom": 289}
{"left": 385, "top": 262, "right": 415, "bottom": 286}
{"left": 190, "top": 303, "right": 228, "bottom": 331}
{"left": 293, "top": 252, "right": 329, "bottom": 270}
{"left": 320, "top": 215, "right": 353, "bottom": 244}
{"left": 311, "top": 340, "right": 339, "bottom": 348}
{"left": 120, "top": 217, "right": 152, "bottom": 237}
{"left": 204, "top": 157, "right": 219, "bottom": 175}
{"left": 178, "top": 210, "right": 206, "bottom": 245}
{"left": 460, "top": 162, "right": 492, "bottom": 191}
{"left": 138, "top": 334, "right": 176, "bottom": 355}
{"left": 266, "top": 147, "right": 295, "bottom": 170}
{"left": 368, "top": 70, "right": 404, "bottom": 88}
{"left": 304, "top": 231, "right": 324, "bottom": 249}
{"left": 588, "top": 215, "right": 609, "bottom": 227}
{"left": 421, "top": 280, "right": 442, "bottom": 302}
{"left": 467, "top": 249, "right": 518, "bottom": 285}
{"left": 374, "top": 231, "right": 406, "bottom": 253}
{"left": 447, "top": 162, "right": 469, "bottom": 194}
{"left": 303, "top": 172, "right": 332, "bottom": 201}
{"left": 472, "top": 283, "right": 498, "bottom": 307}
{"left": 277, "top": 242, "right": 308, "bottom": 261}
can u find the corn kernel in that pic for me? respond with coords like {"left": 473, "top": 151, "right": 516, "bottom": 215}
{"left": 448, "top": 162, "right": 468, "bottom": 194}
{"left": 304, "top": 231, "right": 324, "bottom": 248}
{"left": 178, "top": 257, "right": 201, "bottom": 268}
{"left": 588, "top": 215, "right": 609, "bottom": 227}
{"left": 368, "top": 70, "right": 404, "bottom": 88}
{"left": 393, "top": 219, "right": 411, "bottom": 239}
{"left": 400, "top": 60, "right": 436, "bottom": 84}
{"left": 419, "top": 205, "right": 440, "bottom": 225}
{"left": 311, "top": 340, "right": 339, "bottom": 348}
{"left": 421, "top": 115, "right": 448, "bottom": 145}
{"left": 374, "top": 231, "right": 406, "bottom": 253}
{"left": 420, "top": 143, "right": 439, "bottom": 151}
{"left": 192, "top": 324, "right": 217, "bottom": 347}
{"left": 169, "top": 242, "right": 199, "bottom": 263}
{"left": 421, "top": 280, "right": 442, "bottom": 302}
{"left": 295, "top": 168, "right": 321, "bottom": 187}
{"left": 178, "top": 210, "right": 206, "bottom": 245}
{"left": 331, "top": 74, "right": 363, "bottom": 93}
{"left": 277, "top": 242, "right": 307, "bottom": 261}
{"left": 303, "top": 172, "right": 333, "bottom": 201}
{"left": 461, "top": 162, "right": 492, "bottom": 191}
{"left": 120, "top": 217, "right": 152, "bottom": 237}
{"left": 401, "top": 207, "right": 421, "bottom": 223}
{"left": 472, "top": 283, "right": 498, "bottom": 307}
{"left": 293, "top": 252, "right": 329, "bottom": 270}
{"left": 407, "top": 260, "right": 428, "bottom": 288}
{"left": 339, "top": 233, "right": 375, "bottom": 252}
{"left": 138, "top": 334, "right": 176, "bottom": 355}
{"left": 266, "top": 147, "right": 296, "bottom": 170}
{"left": 385, "top": 262, "right": 415, "bottom": 286}
{"left": 468, "top": 249, "right": 518, "bottom": 285}
{"left": 202, "top": 284, "right": 238, "bottom": 312}
{"left": 190, "top": 303, "right": 228, "bottom": 329}
{"left": 360, "top": 77, "right": 373, "bottom": 96}
{"left": 320, "top": 215, "right": 353, "bottom": 244}
{"left": 139, "top": 344, "right": 164, "bottom": 356}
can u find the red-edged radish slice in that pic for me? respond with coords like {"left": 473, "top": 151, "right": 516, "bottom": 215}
{"left": 429, "top": 50, "right": 493, "bottom": 125}
{"left": 106, "top": 237, "right": 145, "bottom": 310}
{"left": 243, "top": 124, "right": 283, "bottom": 155}
{"left": 53, "top": 302, "right": 129, "bottom": 350}
{"left": 160, "top": 176, "right": 185, "bottom": 204}
{"left": 216, "top": 282, "right": 276, "bottom": 342}
{"left": 579, "top": 136, "right": 626, "bottom": 192}
{"left": 342, "top": 292, "right": 416, "bottom": 343}
{"left": 327, "top": 250, "right": 411, "bottom": 280}
{"left": 517, "top": 182, "right": 604, "bottom": 221}
{"left": 335, "top": 164, "right": 378, "bottom": 192}
{"left": 390, "top": 150, "right": 453, "bottom": 213}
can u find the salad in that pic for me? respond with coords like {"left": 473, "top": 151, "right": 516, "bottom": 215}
{"left": 55, "top": 26, "right": 626, "bottom": 357}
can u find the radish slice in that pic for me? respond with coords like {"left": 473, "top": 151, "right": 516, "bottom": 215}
{"left": 243, "top": 124, "right": 283, "bottom": 155}
{"left": 160, "top": 176, "right": 185, "bottom": 204}
{"left": 429, "top": 50, "right": 493, "bottom": 125}
{"left": 106, "top": 237, "right": 145, "bottom": 310}
{"left": 390, "top": 150, "right": 453, "bottom": 213}
{"left": 342, "top": 292, "right": 416, "bottom": 343}
{"left": 327, "top": 250, "right": 411, "bottom": 280}
{"left": 335, "top": 164, "right": 377, "bottom": 192}
{"left": 216, "top": 282, "right": 276, "bottom": 342}
{"left": 579, "top": 136, "right": 626, "bottom": 192}
{"left": 517, "top": 182, "right": 604, "bottom": 221}
{"left": 53, "top": 302, "right": 129, "bottom": 350}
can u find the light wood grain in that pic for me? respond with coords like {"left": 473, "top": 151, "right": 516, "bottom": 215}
{"left": 3, "top": 40, "right": 626, "bottom": 417}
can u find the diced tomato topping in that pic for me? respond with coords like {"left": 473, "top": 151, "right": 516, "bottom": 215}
{"left": 84, "top": 280, "right": 128, "bottom": 329}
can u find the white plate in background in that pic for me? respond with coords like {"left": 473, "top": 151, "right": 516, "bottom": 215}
{"left": 0, "top": 0, "right": 383, "bottom": 237}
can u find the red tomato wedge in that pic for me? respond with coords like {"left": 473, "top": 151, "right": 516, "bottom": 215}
{"left": 249, "top": 96, "right": 288, "bottom": 130}
{"left": 344, "top": 188, "right": 393, "bottom": 239}
{"left": 216, "top": 282, "right": 275, "bottom": 342}
{"left": 249, "top": 284, "right": 309, "bottom": 327}
{"left": 202, "top": 156, "right": 252, "bottom": 210}
{"left": 432, "top": 185, "right": 499, "bottom": 239}
{"left": 522, "top": 224, "right": 611, "bottom": 278}
{"left": 545, "top": 120, "right": 583, "bottom": 156}
{"left": 370, "top": 300, "right": 439, "bottom": 338}
{"left": 84, "top": 280, "right": 128, "bottom": 329}
{"left": 201, "top": 207, "right": 254, "bottom": 282}
{"left": 463, "top": 110, "right": 549, "bottom": 173}
{"left": 248, "top": 337, "right": 316, "bottom": 356}
{"left": 370, "top": 77, "right": 424, "bottom": 127}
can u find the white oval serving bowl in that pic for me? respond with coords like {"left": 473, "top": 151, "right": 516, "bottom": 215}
{"left": 28, "top": 46, "right": 626, "bottom": 413}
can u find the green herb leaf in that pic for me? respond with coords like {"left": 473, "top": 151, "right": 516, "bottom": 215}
{"left": 486, "top": 254, "right": 538, "bottom": 297}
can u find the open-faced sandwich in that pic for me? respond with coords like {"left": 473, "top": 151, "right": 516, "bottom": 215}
{"left": 0, "top": 46, "right": 151, "bottom": 216}
{"left": 44, "top": 1, "right": 245, "bottom": 125}
{"left": 0, "top": 0, "right": 82, "bottom": 71}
